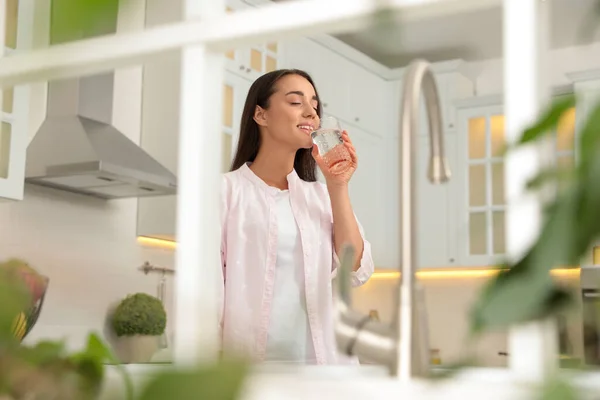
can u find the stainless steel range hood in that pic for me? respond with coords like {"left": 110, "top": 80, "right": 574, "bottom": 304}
{"left": 25, "top": 0, "right": 177, "bottom": 200}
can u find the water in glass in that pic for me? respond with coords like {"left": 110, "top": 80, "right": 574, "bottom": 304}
{"left": 311, "top": 127, "right": 351, "bottom": 175}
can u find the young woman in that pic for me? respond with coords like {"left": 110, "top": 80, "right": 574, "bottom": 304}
{"left": 219, "top": 69, "right": 374, "bottom": 365}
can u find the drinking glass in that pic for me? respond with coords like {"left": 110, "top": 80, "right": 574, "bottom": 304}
{"left": 311, "top": 116, "right": 352, "bottom": 175}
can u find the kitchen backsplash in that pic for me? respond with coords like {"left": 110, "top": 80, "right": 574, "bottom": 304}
{"left": 353, "top": 269, "right": 583, "bottom": 367}
{"left": 0, "top": 183, "right": 177, "bottom": 351}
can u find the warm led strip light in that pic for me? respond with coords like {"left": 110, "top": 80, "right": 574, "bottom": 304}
{"left": 137, "top": 236, "right": 580, "bottom": 279}
{"left": 372, "top": 267, "right": 580, "bottom": 279}
{"left": 137, "top": 236, "right": 177, "bottom": 250}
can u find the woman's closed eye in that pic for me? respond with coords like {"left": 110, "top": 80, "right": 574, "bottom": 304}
{"left": 291, "top": 102, "right": 318, "bottom": 112}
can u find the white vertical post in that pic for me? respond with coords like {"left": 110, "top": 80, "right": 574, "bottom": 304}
{"left": 174, "top": 0, "right": 224, "bottom": 366}
{"left": 504, "top": 0, "right": 557, "bottom": 381}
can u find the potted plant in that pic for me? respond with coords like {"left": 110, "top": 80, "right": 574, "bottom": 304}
{"left": 110, "top": 293, "right": 167, "bottom": 364}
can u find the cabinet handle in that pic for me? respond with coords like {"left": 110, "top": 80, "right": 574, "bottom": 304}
{"left": 323, "top": 103, "right": 328, "bottom": 108}
{"left": 239, "top": 65, "right": 244, "bottom": 70}
{"left": 354, "top": 117, "right": 360, "bottom": 122}
{"left": 449, "top": 258, "right": 455, "bottom": 263}
{"left": 246, "top": 68, "right": 251, "bottom": 73}
{"left": 448, "top": 123, "right": 454, "bottom": 128}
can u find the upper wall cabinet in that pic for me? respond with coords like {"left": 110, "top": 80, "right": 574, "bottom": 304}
{"left": 224, "top": 0, "right": 281, "bottom": 81}
{"left": 344, "top": 122, "right": 386, "bottom": 265}
{"left": 378, "top": 69, "right": 473, "bottom": 269}
{"left": 433, "top": 71, "right": 474, "bottom": 132}
{"left": 452, "top": 95, "right": 577, "bottom": 267}
{"left": 281, "top": 37, "right": 391, "bottom": 136}
{"left": 0, "top": 0, "right": 33, "bottom": 201}
{"left": 221, "top": 73, "right": 251, "bottom": 173}
{"left": 137, "top": 67, "right": 251, "bottom": 241}
{"left": 455, "top": 103, "right": 507, "bottom": 267}
{"left": 417, "top": 133, "right": 459, "bottom": 268}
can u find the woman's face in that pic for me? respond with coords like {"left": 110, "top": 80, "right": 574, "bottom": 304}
{"left": 254, "top": 74, "right": 320, "bottom": 150}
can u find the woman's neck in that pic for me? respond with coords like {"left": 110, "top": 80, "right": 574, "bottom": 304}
{"left": 250, "top": 144, "right": 296, "bottom": 190}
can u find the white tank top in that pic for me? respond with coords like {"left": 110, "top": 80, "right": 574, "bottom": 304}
{"left": 264, "top": 189, "right": 317, "bottom": 364}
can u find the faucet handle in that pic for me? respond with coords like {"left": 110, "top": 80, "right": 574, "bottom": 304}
{"left": 334, "top": 244, "right": 396, "bottom": 366}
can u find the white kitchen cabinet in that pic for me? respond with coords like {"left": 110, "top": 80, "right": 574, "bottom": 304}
{"left": 221, "top": 73, "right": 251, "bottom": 173}
{"left": 344, "top": 60, "right": 388, "bottom": 135}
{"left": 137, "top": 63, "right": 251, "bottom": 240}
{"left": 223, "top": 0, "right": 282, "bottom": 81}
{"left": 417, "top": 133, "right": 458, "bottom": 268}
{"left": 0, "top": 85, "right": 28, "bottom": 202}
{"left": 138, "top": 0, "right": 258, "bottom": 240}
{"left": 345, "top": 124, "right": 385, "bottom": 266}
{"left": 435, "top": 70, "right": 475, "bottom": 132}
{"left": 454, "top": 101, "right": 507, "bottom": 267}
{"left": 0, "top": 0, "right": 34, "bottom": 201}
{"left": 282, "top": 36, "right": 392, "bottom": 137}
{"left": 281, "top": 37, "right": 350, "bottom": 123}
{"left": 378, "top": 131, "right": 459, "bottom": 270}
{"left": 375, "top": 68, "right": 472, "bottom": 270}
{"left": 451, "top": 92, "right": 578, "bottom": 267}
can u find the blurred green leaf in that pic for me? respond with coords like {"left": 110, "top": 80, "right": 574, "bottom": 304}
{"left": 519, "top": 95, "right": 576, "bottom": 145}
{"left": 51, "top": 0, "right": 121, "bottom": 44}
{"left": 538, "top": 376, "right": 579, "bottom": 400}
{"left": 576, "top": 101, "right": 600, "bottom": 172}
{"left": 0, "top": 270, "right": 31, "bottom": 346}
{"left": 19, "top": 340, "right": 66, "bottom": 364}
{"left": 136, "top": 360, "right": 249, "bottom": 400}
{"left": 526, "top": 167, "right": 574, "bottom": 192}
{"left": 70, "top": 333, "right": 134, "bottom": 400}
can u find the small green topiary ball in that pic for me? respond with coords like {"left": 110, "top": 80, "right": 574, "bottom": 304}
{"left": 111, "top": 293, "right": 167, "bottom": 337}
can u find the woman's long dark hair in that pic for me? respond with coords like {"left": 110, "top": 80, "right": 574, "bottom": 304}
{"left": 229, "top": 69, "right": 322, "bottom": 182}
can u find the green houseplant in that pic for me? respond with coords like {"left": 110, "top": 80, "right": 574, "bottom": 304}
{"left": 110, "top": 293, "right": 167, "bottom": 364}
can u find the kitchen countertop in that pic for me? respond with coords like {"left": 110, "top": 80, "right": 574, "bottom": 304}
{"left": 99, "top": 363, "right": 600, "bottom": 400}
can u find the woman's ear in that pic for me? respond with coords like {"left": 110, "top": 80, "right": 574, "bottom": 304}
{"left": 253, "top": 105, "right": 268, "bottom": 127}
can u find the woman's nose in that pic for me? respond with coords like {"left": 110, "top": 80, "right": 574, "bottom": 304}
{"left": 303, "top": 105, "right": 317, "bottom": 119}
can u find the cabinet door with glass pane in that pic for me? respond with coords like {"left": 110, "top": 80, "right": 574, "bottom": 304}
{"left": 223, "top": 3, "right": 281, "bottom": 81}
{"left": 456, "top": 104, "right": 506, "bottom": 266}
{"left": 0, "top": 0, "right": 33, "bottom": 201}
{"left": 221, "top": 73, "right": 251, "bottom": 173}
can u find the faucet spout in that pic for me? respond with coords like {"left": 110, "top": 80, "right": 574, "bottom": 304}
{"left": 403, "top": 61, "right": 451, "bottom": 185}
{"left": 334, "top": 60, "right": 451, "bottom": 379}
